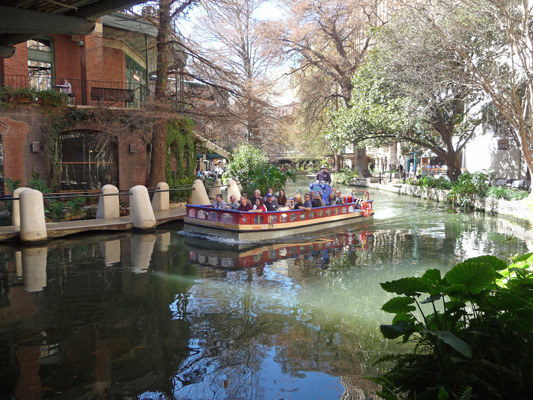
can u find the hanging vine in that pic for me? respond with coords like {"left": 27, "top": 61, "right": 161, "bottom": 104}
{"left": 166, "top": 117, "right": 197, "bottom": 201}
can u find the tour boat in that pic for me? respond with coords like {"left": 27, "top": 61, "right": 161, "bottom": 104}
{"left": 184, "top": 188, "right": 374, "bottom": 241}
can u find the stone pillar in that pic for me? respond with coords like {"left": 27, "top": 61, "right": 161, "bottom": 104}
{"left": 209, "top": 178, "right": 222, "bottom": 200}
{"left": 191, "top": 179, "right": 211, "bottom": 205}
{"left": 96, "top": 184, "right": 120, "bottom": 219}
{"left": 226, "top": 179, "right": 241, "bottom": 202}
{"left": 12, "top": 187, "right": 30, "bottom": 227}
{"left": 152, "top": 182, "right": 169, "bottom": 211}
{"left": 22, "top": 246, "right": 48, "bottom": 292}
{"left": 20, "top": 189, "right": 47, "bottom": 243}
{"left": 129, "top": 185, "right": 156, "bottom": 230}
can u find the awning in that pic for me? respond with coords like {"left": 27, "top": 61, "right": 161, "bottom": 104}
{"left": 197, "top": 153, "right": 224, "bottom": 160}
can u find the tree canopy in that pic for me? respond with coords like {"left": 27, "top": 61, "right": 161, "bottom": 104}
{"left": 327, "top": 6, "right": 486, "bottom": 181}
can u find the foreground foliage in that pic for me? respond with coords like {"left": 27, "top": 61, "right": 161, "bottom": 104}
{"left": 373, "top": 253, "right": 533, "bottom": 399}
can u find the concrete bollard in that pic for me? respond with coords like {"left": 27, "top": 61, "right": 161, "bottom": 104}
{"left": 191, "top": 179, "right": 211, "bottom": 205}
{"left": 131, "top": 234, "right": 156, "bottom": 273}
{"left": 152, "top": 182, "right": 169, "bottom": 211}
{"left": 96, "top": 184, "right": 120, "bottom": 219}
{"left": 209, "top": 178, "right": 222, "bottom": 200}
{"left": 12, "top": 187, "right": 30, "bottom": 227}
{"left": 227, "top": 179, "right": 241, "bottom": 202}
{"left": 20, "top": 189, "right": 47, "bottom": 243}
{"left": 130, "top": 185, "right": 157, "bottom": 230}
{"left": 22, "top": 246, "right": 48, "bottom": 292}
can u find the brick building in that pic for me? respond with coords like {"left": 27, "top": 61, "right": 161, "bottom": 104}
{"left": 0, "top": 11, "right": 187, "bottom": 193}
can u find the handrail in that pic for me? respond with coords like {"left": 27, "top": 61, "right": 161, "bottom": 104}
{"left": 0, "top": 187, "right": 195, "bottom": 201}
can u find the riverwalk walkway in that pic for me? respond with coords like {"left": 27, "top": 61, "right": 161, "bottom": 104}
{"left": 0, "top": 207, "right": 186, "bottom": 242}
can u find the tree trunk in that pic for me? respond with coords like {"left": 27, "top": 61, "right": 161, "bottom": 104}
{"left": 149, "top": 0, "right": 171, "bottom": 188}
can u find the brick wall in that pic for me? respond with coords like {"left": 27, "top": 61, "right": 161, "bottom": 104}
{"left": 1, "top": 43, "right": 29, "bottom": 88}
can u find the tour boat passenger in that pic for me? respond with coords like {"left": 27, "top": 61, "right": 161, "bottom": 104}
{"left": 264, "top": 194, "right": 279, "bottom": 211}
{"left": 294, "top": 194, "right": 311, "bottom": 211}
{"left": 277, "top": 189, "right": 288, "bottom": 208}
{"left": 228, "top": 195, "right": 240, "bottom": 210}
{"left": 238, "top": 193, "right": 253, "bottom": 211}
{"left": 213, "top": 194, "right": 226, "bottom": 209}
{"left": 303, "top": 193, "right": 313, "bottom": 209}
{"left": 335, "top": 191, "right": 344, "bottom": 205}
{"left": 250, "top": 189, "right": 262, "bottom": 206}
{"left": 253, "top": 197, "right": 267, "bottom": 213}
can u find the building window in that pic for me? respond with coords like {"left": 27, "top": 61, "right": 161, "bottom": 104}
{"left": 27, "top": 38, "right": 54, "bottom": 91}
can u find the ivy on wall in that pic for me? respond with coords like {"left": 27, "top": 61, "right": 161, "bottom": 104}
{"left": 166, "top": 117, "right": 197, "bottom": 201}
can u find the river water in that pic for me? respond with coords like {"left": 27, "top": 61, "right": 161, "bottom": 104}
{"left": 0, "top": 180, "right": 531, "bottom": 399}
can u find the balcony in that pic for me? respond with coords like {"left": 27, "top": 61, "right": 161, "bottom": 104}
{"left": 1, "top": 75, "right": 152, "bottom": 108}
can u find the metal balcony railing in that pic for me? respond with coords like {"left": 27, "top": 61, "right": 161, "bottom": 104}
{"left": 0, "top": 75, "right": 153, "bottom": 108}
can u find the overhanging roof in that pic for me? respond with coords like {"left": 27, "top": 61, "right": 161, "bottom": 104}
{"left": 0, "top": 0, "right": 146, "bottom": 58}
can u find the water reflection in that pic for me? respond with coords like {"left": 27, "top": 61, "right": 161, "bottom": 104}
{"left": 0, "top": 189, "right": 531, "bottom": 399}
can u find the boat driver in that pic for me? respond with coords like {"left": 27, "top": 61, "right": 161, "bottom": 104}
{"left": 316, "top": 165, "right": 332, "bottom": 184}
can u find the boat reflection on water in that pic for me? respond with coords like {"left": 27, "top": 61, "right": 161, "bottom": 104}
{"left": 186, "top": 231, "right": 373, "bottom": 273}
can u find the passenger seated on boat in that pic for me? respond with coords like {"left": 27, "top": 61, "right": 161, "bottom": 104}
{"left": 238, "top": 193, "right": 253, "bottom": 211}
{"left": 277, "top": 189, "right": 288, "bottom": 207}
{"left": 327, "top": 192, "right": 336, "bottom": 206}
{"left": 303, "top": 193, "right": 313, "bottom": 209}
{"left": 265, "top": 194, "right": 279, "bottom": 211}
{"left": 311, "top": 193, "right": 323, "bottom": 208}
{"left": 229, "top": 195, "right": 240, "bottom": 210}
{"left": 253, "top": 197, "right": 267, "bottom": 212}
{"left": 294, "top": 194, "right": 311, "bottom": 211}
{"left": 335, "top": 191, "right": 344, "bottom": 205}
{"left": 213, "top": 194, "right": 226, "bottom": 209}
{"left": 250, "top": 189, "right": 261, "bottom": 206}
{"left": 264, "top": 188, "right": 279, "bottom": 207}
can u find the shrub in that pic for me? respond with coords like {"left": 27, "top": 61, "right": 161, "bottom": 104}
{"left": 447, "top": 170, "right": 491, "bottom": 206}
{"left": 224, "top": 145, "right": 294, "bottom": 194}
{"left": 334, "top": 168, "right": 359, "bottom": 184}
{"left": 372, "top": 253, "right": 533, "bottom": 400}
{"left": 487, "top": 186, "right": 529, "bottom": 201}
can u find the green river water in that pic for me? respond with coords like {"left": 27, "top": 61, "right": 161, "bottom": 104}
{"left": 0, "top": 181, "right": 531, "bottom": 399}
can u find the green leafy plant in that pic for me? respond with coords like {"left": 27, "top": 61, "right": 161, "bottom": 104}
{"left": 334, "top": 168, "right": 359, "bottom": 184}
{"left": 4, "top": 177, "right": 21, "bottom": 194}
{"left": 446, "top": 170, "right": 492, "bottom": 206}
{"left": 372, "top": 253, "right": 533, "bottom": 400}
{"left": 486, "top": 186, "right": 529, "bottom": 201}
{"left": 167, "top": 176, "right": 196, "bottom": 202}
{"left": 416, "top": 175, "right": 452, "bottom": 190}
{"left": 45, "top": 200, "right": 66, "bottom": 222}
{"left": 224, "top": 144, "right": 294, "bottom": 194}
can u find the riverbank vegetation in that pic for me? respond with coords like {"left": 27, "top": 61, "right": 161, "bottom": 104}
{"left": 223, "top": 144, "right": 295, "bottom": 195}
{"left": 374, "top": 252, "right": 533, "bottom": 399}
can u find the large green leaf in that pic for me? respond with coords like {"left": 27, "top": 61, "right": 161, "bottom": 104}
{"left": 380, "top": 277, "right": 430, "bottom": 296}
{"left": 421, "top": 268, "right": 443, "bottom": 283}
{"left": 382, "top": 297, "right": 416, "bottom": 314}
{"left": 463, "top": 255, "right": 507, "bottom": 271}
{"left": 424, "top": 329, "right": 472, "bottom": 358}
{"left": 380, "top": 322, "right": 413, "bottom": 339}
{"left": 444, "top": 262, "right": 496, "bottom": 294}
